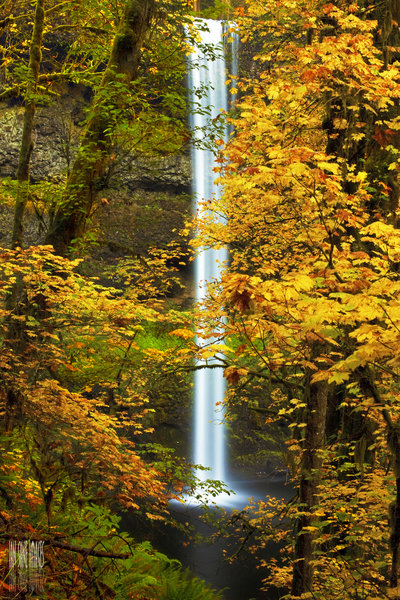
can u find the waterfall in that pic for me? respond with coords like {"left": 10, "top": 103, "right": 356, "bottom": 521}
{"left": 187, "top": 19, "right": 237, "bottom": 489}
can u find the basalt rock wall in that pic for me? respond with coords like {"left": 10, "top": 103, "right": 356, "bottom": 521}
{"left": 0, "top": 92, "right": 192, "bottom": 258}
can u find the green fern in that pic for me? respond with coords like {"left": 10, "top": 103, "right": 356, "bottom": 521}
{"left": 114, "top": 542, "right": 223, "bottom": 600}
{"left": 159, "top": 565, "right": 224, "bottom": 600}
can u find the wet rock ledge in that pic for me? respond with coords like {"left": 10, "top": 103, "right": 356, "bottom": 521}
{"left": 0, "top": 96, "right": 192, "bottom": 259}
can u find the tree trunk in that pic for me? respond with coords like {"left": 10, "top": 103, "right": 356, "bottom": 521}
{"left": 45, "top": 0, "right": 155, "bottom": 256}
{"left": 390, "top": 475, "right": 400, "bottom": 588}
{"left": 359, "top": 368, "right": 400, "bottom": 590}
{"left": 11, "top": 0, "right": 45, "bottom": 248}
{"left": 4, "top": 0, "right": 45, "bottom": 432}
{"left": 385, "top": 418, "right": 400, "bottom": 589}
{"left": 292, "top": 359, "right": 329, "bottom": 597}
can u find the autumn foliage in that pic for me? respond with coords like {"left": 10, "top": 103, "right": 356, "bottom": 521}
{"left": 191, "top": 0, "right": 400, "bottom": 597}
{"left": 0, "top": 1, "right": 212, "bottom": 597}
{"left": 0, "top": 245, "right": 182, "bottom": 595}
{"left": 6, "top": 0, "right": 400, "bottom": 597}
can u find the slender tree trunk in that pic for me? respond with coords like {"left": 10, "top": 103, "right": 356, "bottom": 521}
{"left": 292, "top": 356, "right": 328, "bottom": 596}
{"left": 45, "top": 0, "right": 155, "bottom": 256}
{"left": 390, "top": 475, "right": 400, "bottom": 588}
{"left": 383, "top": 411, "right": 400, "bottom": 589}
{"left": 380, "top": 408, "right": 400, "bottom": 591}
{"left": 11, "top": 0, "right": 45, "bottom": 248}
{"left": 3, "top": 0, "right": 45, "bottom": 432}
{"left": 359, "top": 368, "right": 400, "bottom": 590}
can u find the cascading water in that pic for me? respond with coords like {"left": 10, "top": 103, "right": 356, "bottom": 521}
{"left": 187, "top": 19, "right": 237, "bottom": 492}
{"left": 147, "top": 27, "right": 290, "bottom": 599}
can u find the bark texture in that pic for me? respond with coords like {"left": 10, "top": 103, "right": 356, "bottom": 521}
{"left": 46, "top": 0, "right": 155, "bottom": 256}
{"left": 292, "top": 360, "right": 328, "bottom": 597}
{"left": 11, "top": 0, "right": 45, "bottom": 248}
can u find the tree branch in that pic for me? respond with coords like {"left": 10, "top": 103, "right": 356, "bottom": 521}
{"left": 0, "top": 534, "right": 130, "bottom": 559}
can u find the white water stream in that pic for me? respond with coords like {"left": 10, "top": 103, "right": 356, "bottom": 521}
{"left": 187, "top": 19, "right": 238, "bottom": 494}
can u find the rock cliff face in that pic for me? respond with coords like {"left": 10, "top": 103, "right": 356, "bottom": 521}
{"left": 97, "top": 154, "right": 191, "bottom": 257}
{"left": 0, "top": 94, "right": 192, "bottom": 257}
